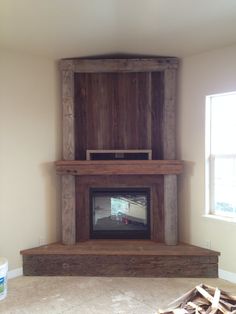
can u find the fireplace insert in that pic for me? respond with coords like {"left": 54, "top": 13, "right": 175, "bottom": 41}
{"left": 90, "top": 188, "right": 150, "bottom": 239}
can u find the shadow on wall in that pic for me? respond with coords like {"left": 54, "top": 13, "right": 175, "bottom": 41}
{"left": 40, "top": 162, "right": 61, "bottom": 244}
{"left": 178, "top": 161, "right": 195, "bottom": 243}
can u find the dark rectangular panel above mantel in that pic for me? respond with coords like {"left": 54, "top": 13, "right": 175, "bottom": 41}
{"left": 74, "top": 71, "right": 164, "bottom": 160}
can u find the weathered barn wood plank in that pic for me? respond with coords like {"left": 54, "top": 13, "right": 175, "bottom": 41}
{"left": 21, "top": 241, "right": 219, "bottom": 277}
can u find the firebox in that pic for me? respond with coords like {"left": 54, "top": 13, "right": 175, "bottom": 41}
{"left": 90, "top": 188, "right": 150, "bottom": 239}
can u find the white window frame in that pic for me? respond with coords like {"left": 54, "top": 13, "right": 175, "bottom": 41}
{"left": 205, "top": 91, "right": 236, "bottom": 221}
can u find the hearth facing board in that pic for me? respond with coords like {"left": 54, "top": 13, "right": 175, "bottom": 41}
{"left": 21, "top": 240, "right": 219, "bottom": 277}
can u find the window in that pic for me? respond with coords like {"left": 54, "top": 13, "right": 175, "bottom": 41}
{"left": 206, "top": 92, "right": 236, "bottom": 219}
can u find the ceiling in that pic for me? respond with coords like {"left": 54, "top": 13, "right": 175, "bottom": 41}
{"left": 1, "top": 0, "right": 236, "bottom": 60}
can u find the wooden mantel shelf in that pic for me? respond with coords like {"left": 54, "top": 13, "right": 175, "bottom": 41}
{"left": 55, "top": 160, "right": 184, "bottom": 176}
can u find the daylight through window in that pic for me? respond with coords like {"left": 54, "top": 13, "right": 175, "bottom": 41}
{"left": 206, "top": 92, "right": 236, "bottom": 218}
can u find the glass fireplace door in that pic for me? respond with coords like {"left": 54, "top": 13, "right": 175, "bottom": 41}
{"left": 90, "top": 188, "right": 150, "bottom": 239}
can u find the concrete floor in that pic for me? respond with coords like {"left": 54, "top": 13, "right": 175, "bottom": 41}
{"left": 0, "top": 276, "right": 236, "bottom": 313}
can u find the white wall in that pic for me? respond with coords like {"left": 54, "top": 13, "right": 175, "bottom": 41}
{"left": 0, "top": 49, "right": 61, "bottom": 270}
{"left": 178, "top": 44, "right": 236, "bottom": 273}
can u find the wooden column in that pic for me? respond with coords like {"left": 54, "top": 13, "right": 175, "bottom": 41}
{"left": 164, "top": 175, "right": 177, "bottom": 245}
{"left": 61, "top": 68, "right": 76, "bottom": 244}
{"left": 61, "top": 175, "right": 75, "bottom": 244}
{"left": 163, "top": 68, "right": 176, "bottom": 160}
{"left": 163, "top": 68, "right": 178, "bottom": 245}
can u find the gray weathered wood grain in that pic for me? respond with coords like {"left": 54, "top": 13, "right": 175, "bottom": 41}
{"left": 164, "top": 175, "right": 178, "bottom": 245}
{"left": 62, "top": 175, "right": 76, "bottom": 244}
{"left": 163, "top": 68, "right": 177, "bottom": 160}
{"left": 59, "top": 58, "right": 179, "bottom": 72}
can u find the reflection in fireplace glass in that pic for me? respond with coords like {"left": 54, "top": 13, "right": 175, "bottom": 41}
{"left": 90, "top": 188, "right": 150, "bottom": 239}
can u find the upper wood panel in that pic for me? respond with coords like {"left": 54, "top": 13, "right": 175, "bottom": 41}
{"left": 74, "top": 71, "right": 164, "bottom": 159}
{"left": 61, "top": 57, "right": 178, "bottom": 162}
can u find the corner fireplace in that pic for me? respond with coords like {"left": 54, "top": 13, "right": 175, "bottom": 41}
{"left": 21, "top": 57, "right": 219, "bottom": 279}
{"left": 90, "top": 188, "right": 150, "bottom": 239}
{"left": 56, "top": 57, "right": 184, "bottom": 246}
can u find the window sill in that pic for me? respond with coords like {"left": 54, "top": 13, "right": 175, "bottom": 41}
{"left": 203, "top": 214, "right": 236, "bottom": 223}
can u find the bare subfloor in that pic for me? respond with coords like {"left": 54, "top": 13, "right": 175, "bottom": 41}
{"left": 0, "top": 276, "right": 236, "bottom": 314}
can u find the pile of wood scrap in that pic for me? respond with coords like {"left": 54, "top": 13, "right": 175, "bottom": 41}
{"left": 158, "top": 284, "right": 236, "bottom": 314}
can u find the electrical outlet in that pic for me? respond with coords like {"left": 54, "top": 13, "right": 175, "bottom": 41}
{"left": 38, "top": 236, "right": 45, "bottom": 246}
{"left": 205, "top": 240, "right": 211, "bottom": 249}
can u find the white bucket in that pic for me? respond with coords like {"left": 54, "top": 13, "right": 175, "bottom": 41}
{"left": 0, "top": 257, "right": 8, "bottom": 301}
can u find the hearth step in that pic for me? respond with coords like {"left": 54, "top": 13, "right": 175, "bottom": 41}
{"left": 20, "top": 240, "right": 220, "bottom": 277}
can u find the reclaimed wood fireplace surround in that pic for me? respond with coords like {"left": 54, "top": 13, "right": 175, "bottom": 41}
{"left": 57, "top": 57, "right": 182, "bottom": 245}
{"left": 21, "top": 57, "right": 219, "bottom": 277}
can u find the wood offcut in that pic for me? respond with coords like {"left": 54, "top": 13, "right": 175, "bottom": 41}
{"left": 158, "top": 284, "right": 236, "bottom": 314}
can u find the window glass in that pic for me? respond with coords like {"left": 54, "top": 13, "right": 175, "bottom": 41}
{"left": 206, "top": 92, "right": 236, "bottom": 218}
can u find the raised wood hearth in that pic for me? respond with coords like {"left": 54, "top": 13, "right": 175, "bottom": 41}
{"left": 21, "top": 241, "right": 220, "bottom": 277}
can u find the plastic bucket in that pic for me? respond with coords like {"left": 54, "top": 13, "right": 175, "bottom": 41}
{"left": 0, "top": 258, "right": 8, "bottom": 301}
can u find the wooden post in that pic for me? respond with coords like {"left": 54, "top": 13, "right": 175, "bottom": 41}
{"left": 164, "top": 175, "right": 178, "bottom": 245}
{"left": 163, "top": 68, "right": 178, "bottom": 245}
{"left": 61, "top": 69, "right": 76, "bottom": 244}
